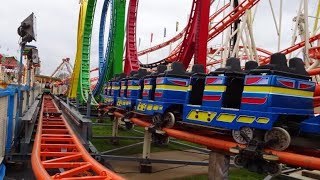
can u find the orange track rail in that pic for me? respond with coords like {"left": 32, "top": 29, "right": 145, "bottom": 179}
{"left": 31, "top": 95, "right": 125, "bottom": 180}
{"left": 112, "top": 112, "right": 320, "bottom": 170}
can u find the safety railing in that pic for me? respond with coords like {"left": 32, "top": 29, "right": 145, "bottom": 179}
{"left": 0, "top": 84, "right": 42, "bottom": 162}
{"left": 0, "top": 90, "right": 10, "bottom": 163}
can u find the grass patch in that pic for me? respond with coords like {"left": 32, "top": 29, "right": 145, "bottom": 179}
{"left": 91, "top": 120, "right": 206, "bottom": 155}
{"left": 229, "top": 168, "right": 264, "bottom": 180}
{"left": 175, "top": 168, "right": 264, "bottom": 180}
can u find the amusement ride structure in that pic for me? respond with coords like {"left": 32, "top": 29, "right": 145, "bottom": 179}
{"left": 51, "top": 58, "right": 73, "bottom": 79}
{"left": 13, "top": 0, "right": 320, "bottom": 179}
{"left": 67, "top": 0, "right": 320, "bottom": 103}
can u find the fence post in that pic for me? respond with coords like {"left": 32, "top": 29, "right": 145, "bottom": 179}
{"left": 6, "top": 90, "right": 15, "bottom": 154}
{"left": 86, "top": 93, "right": 92, "bottom": 118}
{"left": 67, "top": 97, "right": 69, "bottom": 106}
{"left": 76, "top": 93, "right": 80, "bottom": 110}
{"left": 18, "top": 90, "right": 24, "bottom": 117}
{"left": 140, "top": 127, "right": 152, "bottom": 173}
{"left": 208, "top": 151, "right": 230, "bottom": 180}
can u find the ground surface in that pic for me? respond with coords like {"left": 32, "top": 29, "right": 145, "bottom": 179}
{"left": 106, "top": 150, "right": 264, "bottom": 180}
{"left": 4, "top": 119, "right": 265, "bottom": 180}
{"left": 5, "top": 162, "right": 35, "bottom": 180}
{"left": 92, "top": 120, "right": 265, "bottom": 180}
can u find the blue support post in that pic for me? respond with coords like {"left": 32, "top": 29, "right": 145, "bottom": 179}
{"left": 6, "top": 90, "right": 15, "bottom": 153}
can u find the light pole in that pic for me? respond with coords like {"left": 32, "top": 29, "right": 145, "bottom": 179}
{"left": 25, "top": 47, "right": 39, "bottom": 108}
{"left": 16, "top": 13, "right": 37, "bottom": 120}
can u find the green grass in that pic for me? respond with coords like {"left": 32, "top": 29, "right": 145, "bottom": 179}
{"left": 91, "top": 120, "right": 204, "bottom": 155}
{"left": 175, "top": 168, "right": 265, "bottom": 180}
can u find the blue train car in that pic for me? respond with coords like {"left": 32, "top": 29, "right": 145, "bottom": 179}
{"left": 135, "top": 63, "right": 196, "bottom": 128}
{"left": 115, "top": 70, "right": 148, "bottom": 111}
{"left": 103, "top": 74, "right": 126, "bottom": 106}
{"left": 104, "top": 53, "right": 320, "bottom": 151}
{"left": 181, "top": 54, "right": 319, "bottom": 151}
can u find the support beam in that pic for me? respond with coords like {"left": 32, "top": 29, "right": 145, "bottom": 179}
{"left": 85, "top": 93, "right": 92, "bottom": 118}
{"left": 111, "top": 116, "right": 119, "bottom": 145}
{"left": 100, "top": 155, "right": 209, "bottom": 166}
{"left": 208, "top": 151, "right": 230, "bottom": 180}
{"left": 140, "top": 127, "right": 152, "bottom": 173}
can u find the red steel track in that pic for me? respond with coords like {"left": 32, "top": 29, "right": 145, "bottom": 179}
{"left": 125, "top": 0, "right": 320, "bottom": 80}
{"left": 207, "top": 0, "right": 260, "bottom": 42}
{"left": 124, "top": 0, "right": 140, "bottom": 74}
{"left": 137, "top": 3, "right": 230, "bottom": 57}
{"left": 131, "top": 0, "right": 259, "bottom": 69}
{"left": 31, "top": 95, "right": 124, "bottom": 180}
{"left": 261, "top": 33, "right": 320, "bottom": 64}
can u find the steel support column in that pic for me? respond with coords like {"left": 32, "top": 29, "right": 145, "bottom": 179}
{"left": 208, "top": 151, "right": 230, "bottom": 180}
{"left": 111, "top": 116, "right": 120, "bottom": 145}
{"left": 140, "top": 127, "right": 152, "bottom": 173}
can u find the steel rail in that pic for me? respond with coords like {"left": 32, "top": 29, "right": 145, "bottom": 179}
{"left": 31, "top": 95, "right": 125, "bottom": 179}
{"left": 112, "top": 112, "right": 320, "bottom": 171}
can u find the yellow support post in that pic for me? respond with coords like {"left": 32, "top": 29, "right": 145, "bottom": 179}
{"left": 68, "top": 0, "right": 88, "bottom": 98}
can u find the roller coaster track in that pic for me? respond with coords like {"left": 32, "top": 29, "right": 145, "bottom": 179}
{"left": 73, "top": 0, "right": 258, "bottom": 98}
{"left": 173, "top": 0, "right": 260, "bottom": 63}
{"left": 261, "top": 33, "right": 320, "bottom": 64}
{"left": 98, "top": 0, "right": 112, "bottom": 76}
{"left": 207, "top": 0, "right": 260, "bottom": 42}
{"left": 175, "top": 0, "right": 198, "bottom": 67}
{"left": 31, "top": 95, "right": 124, "bottom": 179}
{"left": 124, "top": 0, "right": 198, "bottom": 71}
{"left": 138, "top": 0, "right": 259, "bottom": 69}
{"left": 94, "top": 0, "right": 113, "bottom": 99}
{"left": 124, "top": 0, "right": 139, "bottom": 74}
{"left": 94, "top": 0, "right": 126, "bottom": 100}
{"left": 137, "top": 3, "right": 230, "bottom": 57}
{"left": 68, "top": 1, "right": 88, "bottom": 99}
{"left": 107, "top": 0, "right": 126, "bottom": 82}
{"left": 138, "top": 3, "right": 229, "bottom": 69}
{"left": 78, "top": 0, "right": 97, "bottom": 103}
{"left": 131, "top": 117, "right": 320, "bottom": 171}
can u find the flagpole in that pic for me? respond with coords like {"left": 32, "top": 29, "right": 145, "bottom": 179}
{"left": 148, "top": 41, "right": 151, "bottom": 64}
{"left": 147, "top": 33, "right": 153, "bottom": 64}
{"left": 147, "top": 42, "right": 150, "bottom": 64}
{"left": 163, "top": 27, "right": 166, "bottom": 43}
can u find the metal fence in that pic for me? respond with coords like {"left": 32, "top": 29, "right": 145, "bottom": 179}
{"left": 0, "top": 85, "right": 41, "bottom": 163}
{"left": 0, "top": 93, "right": 8, "bottom": 163}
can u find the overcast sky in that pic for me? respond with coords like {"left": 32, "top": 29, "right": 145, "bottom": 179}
{"left": 0, "top": 0, "right": 318, "bottom": 76}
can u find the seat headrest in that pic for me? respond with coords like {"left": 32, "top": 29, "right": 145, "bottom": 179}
{"left": 112, "top": 73, "right": 126, "bottom": 81}
{"left": 129, "top": 71, "right": 138, "bottom": 77}
{"left": 163, "top": 62, "right": 186, "bottom": 76}
{"left": 191, "top": 64, "right": 205, "bottom": 73}
{"left": 171, "top": 62, "right": 185, "bottom": 73}
{"left": 119, "top": 73, "right": 127, "bottom": 79}
{"left": 270, "top": 53, "right": 287, "bottom": 67}
{"left": 245, "top": 61, "right": 258, "bottom": 71}
{"left": 226, "top": 57, "right": 241, "bottom": 72}
{"left": 157, "top": 65, "right": 167, "bottom": 73}
{"left": 134, "top": 69, "right": 149, "bottom": 78}
{"left": 289, "top": 57, "right": 309, "bottom": 76}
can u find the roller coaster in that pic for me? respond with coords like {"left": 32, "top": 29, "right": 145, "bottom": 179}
{"left": 19, "top": 0, "right": 320, "bottom": 179}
